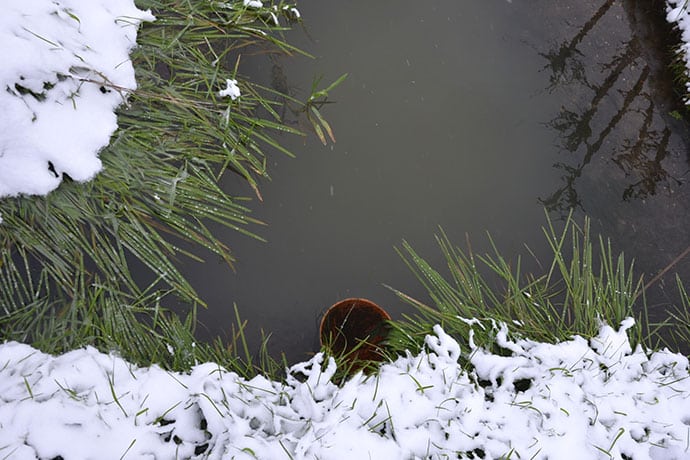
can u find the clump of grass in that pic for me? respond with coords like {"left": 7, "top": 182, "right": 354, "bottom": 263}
{"left": 320, "top": 326, "right": 390, "bottom": 383}
{"left": 665, "top": 277, "right": 690, "bottom": 351}
{"left": 663, "top": 2, "right": 690, "bottom": 112}
{"left": 384, "top": 212, "right": 671, "bottom": 363}
{"left": 0, "top": 248, "right": 286, "bottom": 375}
{"left": 0, "top": 0, "right": 338, "bottom": 378}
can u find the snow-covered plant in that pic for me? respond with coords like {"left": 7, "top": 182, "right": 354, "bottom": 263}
{"left": 2, "top": 319, "right": 690, "bottom": 458}
{"left": 0, "top": 0, "right": 321, "bottom": 374}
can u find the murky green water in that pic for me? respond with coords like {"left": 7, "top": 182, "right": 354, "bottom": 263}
{"left": 183, "top": 0, "right": 690, "bottom": 362}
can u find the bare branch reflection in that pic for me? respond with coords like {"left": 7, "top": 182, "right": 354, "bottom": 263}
{"left": 539, "top": 0, "right": 616, "bottom": 90}
{"left": 539, "top": 1, "right": 683, "bottom": 215}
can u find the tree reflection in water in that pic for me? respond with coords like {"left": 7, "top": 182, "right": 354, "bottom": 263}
{"left": 530, "top": 0, "right": 690, "bottom": 334}
{"left": 538, "top": 0, "right": 686, "bottom": 214}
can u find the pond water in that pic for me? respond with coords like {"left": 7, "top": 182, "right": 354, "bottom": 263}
{"left": 183, "top": 0, "right": 690, "bottom": 362}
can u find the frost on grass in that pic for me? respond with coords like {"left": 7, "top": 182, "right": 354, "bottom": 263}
{"left": 0, "top": 0, "right": 153, "bottom": 197}
{"left": 1, "top": 321, "right": 690, "bottom": 459}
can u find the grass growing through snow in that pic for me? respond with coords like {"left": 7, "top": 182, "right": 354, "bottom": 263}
{"left": 383, "top": 213, "right": 676, "bottom": 366}
{"left": 0, "top": 0, "right": 339, "bottom": 377}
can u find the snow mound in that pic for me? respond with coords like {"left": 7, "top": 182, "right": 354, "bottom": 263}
{"left": 0, "top": 0, "right": 153, "bottom": 197}
{"left": 1, "top": 320, "right": 689, "bottom": 459}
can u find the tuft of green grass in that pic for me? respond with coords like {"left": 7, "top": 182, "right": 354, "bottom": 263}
{"left": 383, "top": 212, "right": 676, "bottom": 363}
{"left": 319, "top": 328, "right": 388, "bottom": 383}
{"left": 665, "top": 277, "right": 690, "bottom": 351}
{"left": 663, "top": 1, "right": 690, "bottom": 115}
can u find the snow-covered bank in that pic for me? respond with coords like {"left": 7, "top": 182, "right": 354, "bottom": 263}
{"left": 1, "top": 321, "right": 689, "bottom": 459}
{"left": 0, "top": 0, "right": 153, "bottom": 197}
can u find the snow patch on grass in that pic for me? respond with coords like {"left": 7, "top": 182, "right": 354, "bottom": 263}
{"left": 0, "top": 0, "right": 153, "bottom": 197}
{"left": 219, "top": 78, "right": 241, "bottom": 100}
{"left": 1, "top": 320, "right": 689, "bottom": 459}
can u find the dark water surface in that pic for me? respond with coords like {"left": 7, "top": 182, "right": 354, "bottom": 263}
{"left": 184, "top": 0, "right": 690, "bottom": 362}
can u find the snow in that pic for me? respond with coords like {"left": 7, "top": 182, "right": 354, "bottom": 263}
{"left": 0, "top": 0, "right": 153, "bottom": 197}
{"left": 243, "top": 0, "right": 263, "bottom": 8}
{"left": 219, "top": 79, "right": 241, "bottom": 100}
{"left": 1, "top": 320, "right": 690, "bottom": 459}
